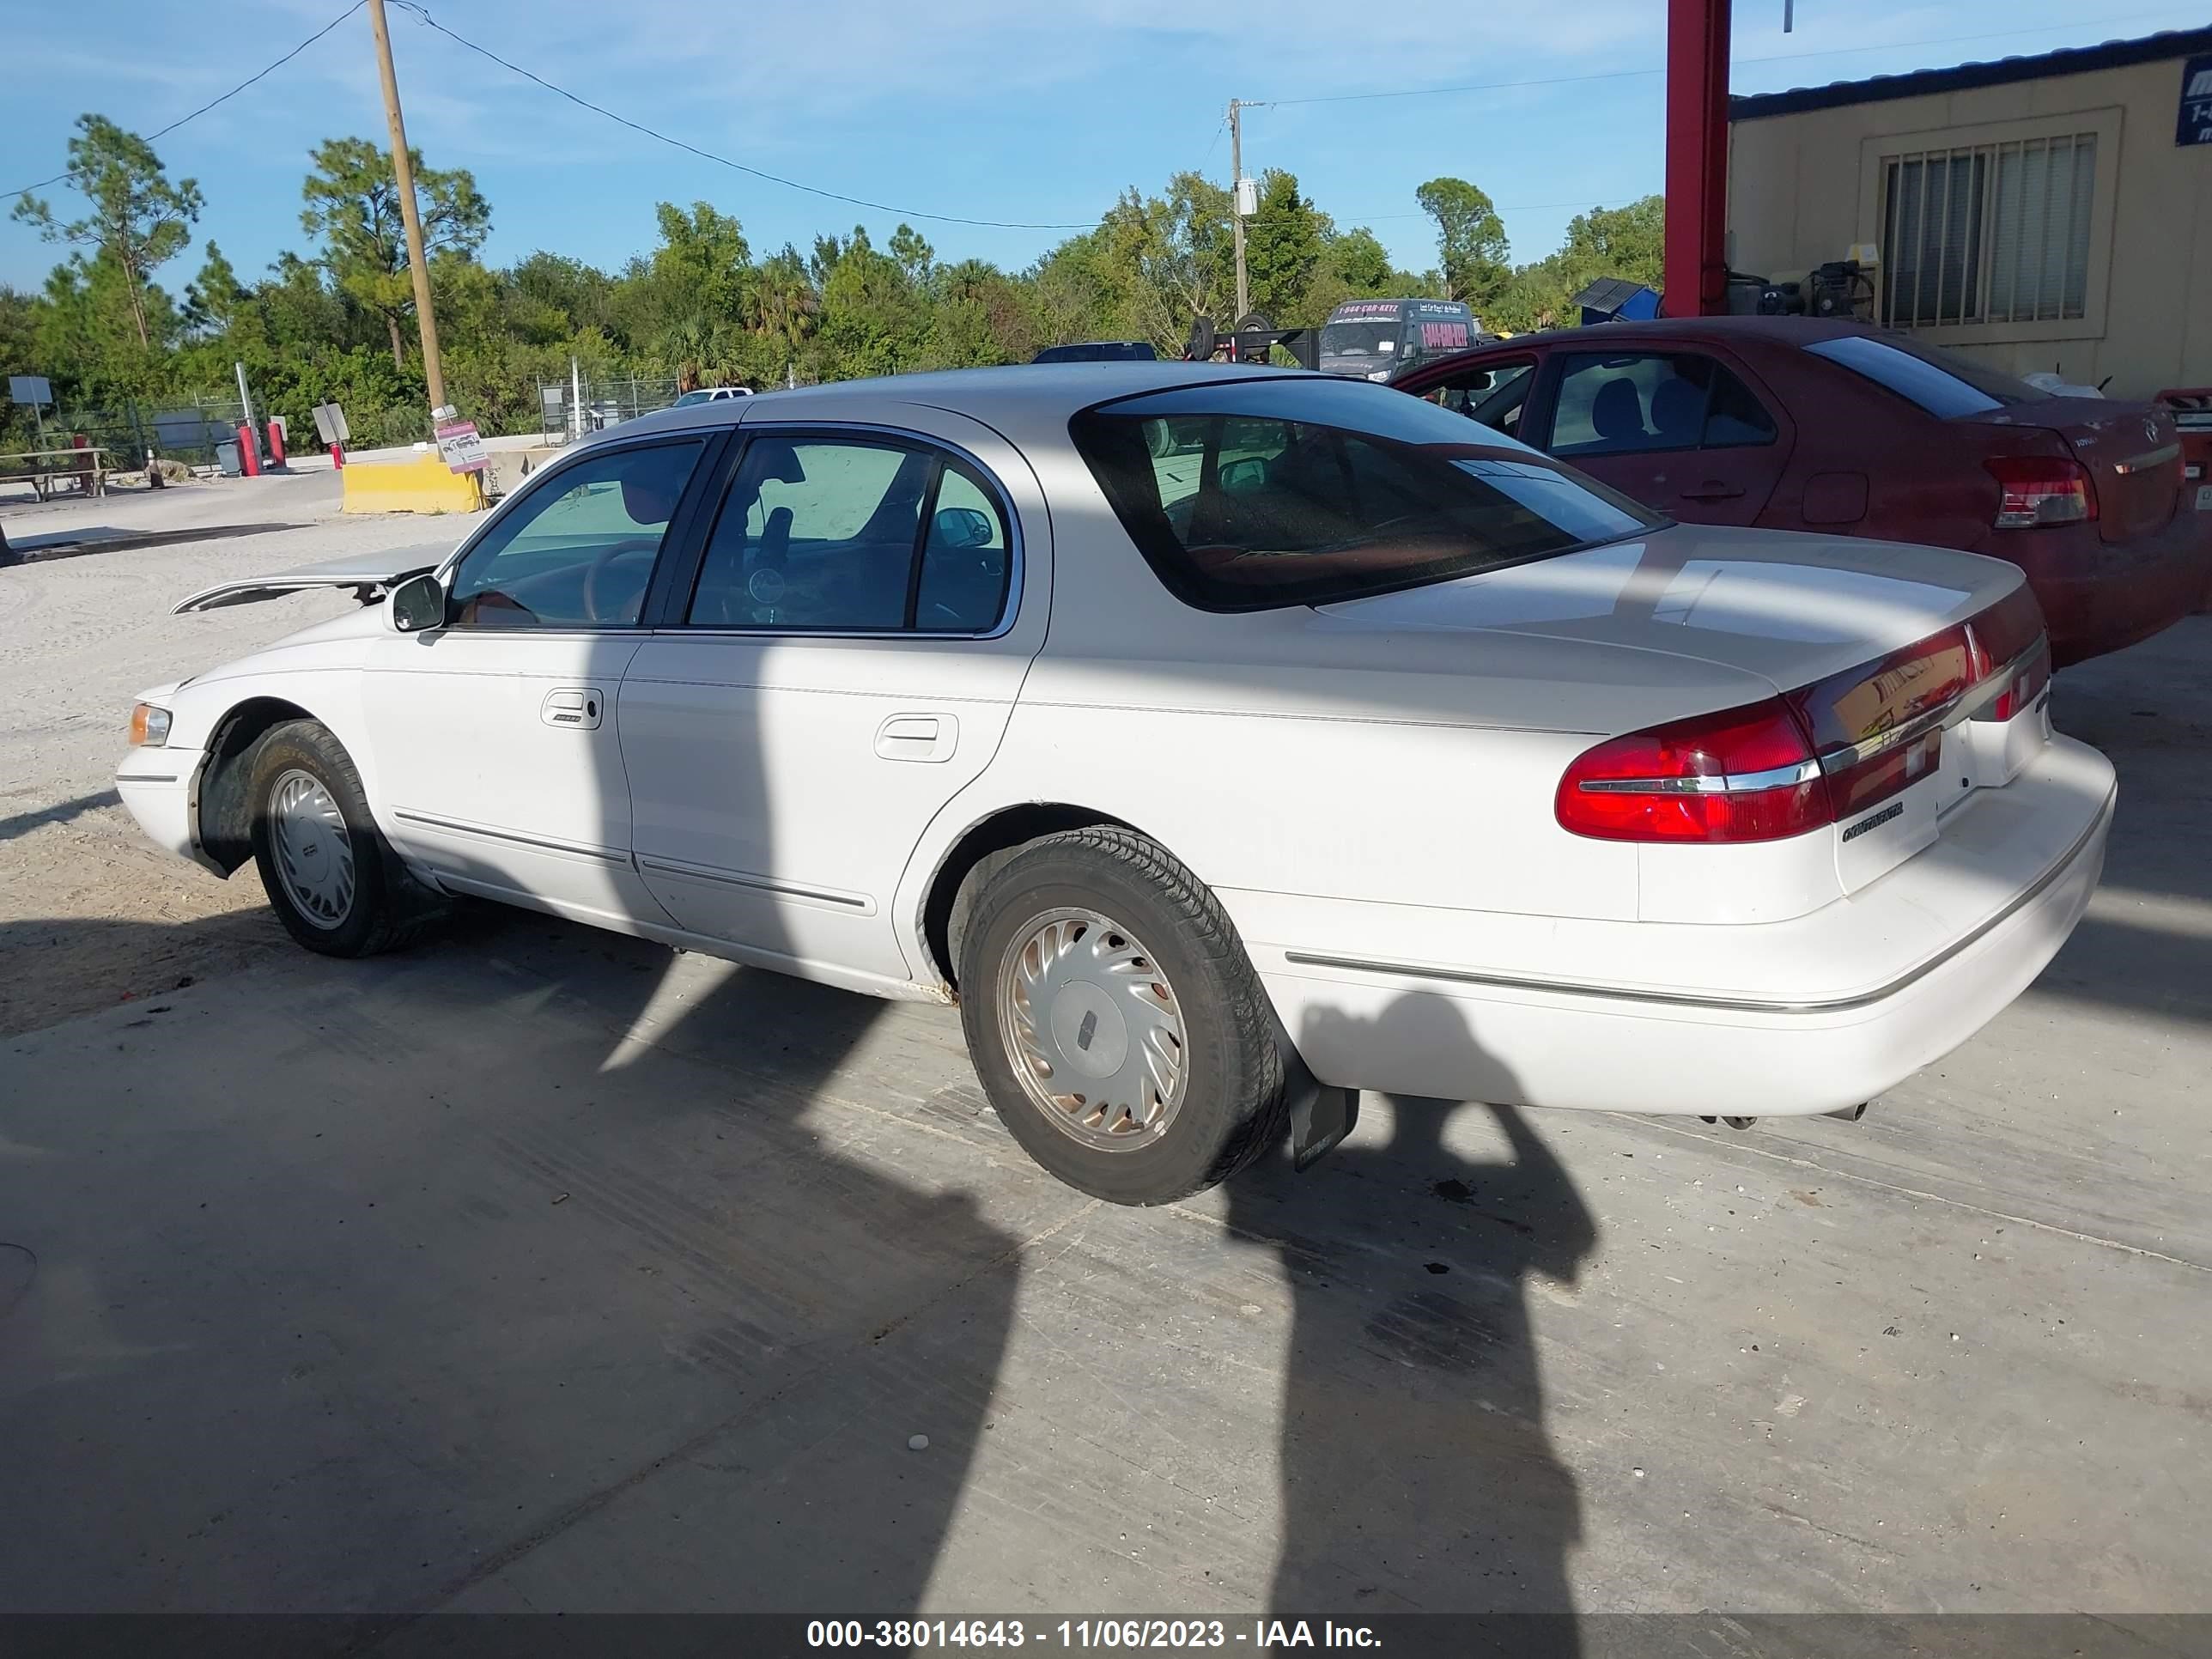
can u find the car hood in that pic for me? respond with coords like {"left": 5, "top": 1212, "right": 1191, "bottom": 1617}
{"left": 1313, "top": 522, "right": 2024, "bottom": 695}
{"left": 173, "top": 547, "right": 447, "bottom": 613}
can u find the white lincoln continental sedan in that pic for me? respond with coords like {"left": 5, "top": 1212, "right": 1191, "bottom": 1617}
{"left": 118, "top": 364, "right": 2114, "bottom": 1204}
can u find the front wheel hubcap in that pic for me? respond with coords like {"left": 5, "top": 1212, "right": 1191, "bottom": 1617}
{"left": 997, "top": 908, "right": 1187, "bottom": 1150}
{"left": 268, "top": 768, "right": 356, "bottom": 929}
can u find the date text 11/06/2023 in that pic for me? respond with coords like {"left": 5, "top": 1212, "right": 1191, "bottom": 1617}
{"left": 807, "top": 1620, "right": 1382, "bottom": 1649}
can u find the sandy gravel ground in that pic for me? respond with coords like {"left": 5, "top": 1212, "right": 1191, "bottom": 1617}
{"left": 1, "top": 472, "right": 466, "bottom": 1034}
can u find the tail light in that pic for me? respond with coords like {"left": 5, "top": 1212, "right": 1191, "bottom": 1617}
{"left": 1557, "top": 588, "right": 2051, "bottom": 843}
{"left": 1787, "top": 626, "right": 1972, "bottom": 818}
{"left": 1553, "top": 699, "right": 1828, "bottom": 843}
{"left": 1965, "top": 583, "right": 2051, "bottom": 720}
{"left": 1986, "top": 457, "right": 2097, "bottom": 529}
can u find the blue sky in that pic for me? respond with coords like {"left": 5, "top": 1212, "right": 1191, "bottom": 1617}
{"left": 3, "top": 0, "right": 2203, "bottom": 295}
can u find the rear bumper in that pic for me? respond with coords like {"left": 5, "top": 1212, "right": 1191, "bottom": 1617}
{"left": 2008, "top": 507, "right": 2212, "bottom": 665}
{"left": 1251, "top": 738, "right": 2115, "bottom": 1117}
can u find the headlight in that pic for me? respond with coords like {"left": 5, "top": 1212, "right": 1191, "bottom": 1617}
{"left": 129, "top": 703, "right": 173, "bottom": 747}
{"left": 1368, "top": 369, "right": 1392, "bottom": 381}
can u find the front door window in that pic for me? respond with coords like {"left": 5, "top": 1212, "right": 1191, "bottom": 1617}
{"left": 446, "top": 441, "right": 704, "bottom": 629}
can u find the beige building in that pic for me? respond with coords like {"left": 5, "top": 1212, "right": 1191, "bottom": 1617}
{"left": 1728, "top": 26, "right": 2212, "bottom": 400}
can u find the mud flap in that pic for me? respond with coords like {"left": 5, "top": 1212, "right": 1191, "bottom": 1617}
{"left": 1289, "top": 1076, "right": 1360, "bottom": 1172}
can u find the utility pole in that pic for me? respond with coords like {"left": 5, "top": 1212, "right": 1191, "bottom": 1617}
{"left": 367, "top": 0, "right": 449, "bottom": 417}
{"left": 1228, "top": 99, "right": 1250, "bottom": 323}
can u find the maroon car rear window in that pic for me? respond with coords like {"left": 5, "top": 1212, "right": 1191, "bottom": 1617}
{"left": 1070, "top": 378, "right": 1662, "bottom": 612}
{"left": 1806, "top": 335, "right": 2038, "bottom": 417}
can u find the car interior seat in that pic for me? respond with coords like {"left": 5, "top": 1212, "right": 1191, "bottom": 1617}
{"left": 1648, "top": 377, "right": 1706, "bottom": 448}
{"left": 1589, "top": 378, "right": 1647, "bottom": 447}
{"left": 757, "top": 506, "right": 792, "bottom": 571}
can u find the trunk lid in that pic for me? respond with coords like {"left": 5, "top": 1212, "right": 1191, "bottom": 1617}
{"left": 1971, "top": 398, "right": 2184, "bottom": 544}
{"left": 173, "top": 549, "right": 445, "bottom": 613}
{"left": 1315, "top": 523, "right": 2023, "bottom": 690}
{"left": 1320, "top": 524, "right": 2048, "bottom": 896}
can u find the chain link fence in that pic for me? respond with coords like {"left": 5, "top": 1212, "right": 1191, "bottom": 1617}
{"left": 532, "top": 373, "right": 687, "bottom": 442}
{"left": 3, "top": 395, "right": 250, "bottom": 477}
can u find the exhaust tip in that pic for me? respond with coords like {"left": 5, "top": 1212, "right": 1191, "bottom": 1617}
{"left": 1826, "top": 1101, "right": 1870, "bottom": 1122}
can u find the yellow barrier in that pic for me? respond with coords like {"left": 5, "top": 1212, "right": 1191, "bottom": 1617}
{"left": 341, "top": 454, "right": 485, "bottom": 515}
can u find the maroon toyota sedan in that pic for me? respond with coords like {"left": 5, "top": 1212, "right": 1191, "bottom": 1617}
{"left": 1391, "top": 317, "right": 2209, "bottom": 665}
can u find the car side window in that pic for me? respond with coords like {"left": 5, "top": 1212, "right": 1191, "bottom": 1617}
{"left": 1549, "top": 353, "right": 1776, "bottom": 457}
{"left": 1701, "top": 367, "right": 1779, "bottom": 447}
{"left": 446, "top": 440, "right": 703, "bottom": 629}
{"left": 1425, "top": 359, "right": 1536, "bottom": 438}
{"left": 915, "top": 463, "right": 1012, "bottom": 632}
{"left": 686, "top": 435, "right": 1012, "bottom": 632}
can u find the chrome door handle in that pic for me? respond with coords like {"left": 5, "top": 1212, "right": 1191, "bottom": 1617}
{"left": 875, "top": 713, "right": 957, "bottom": 763}
{"left": 541, "top": 686, "right": 605, "bottom": 730}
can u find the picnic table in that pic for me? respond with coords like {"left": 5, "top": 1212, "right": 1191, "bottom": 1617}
{"left": 0, "top": 447, "right": 111, "bottom": 501}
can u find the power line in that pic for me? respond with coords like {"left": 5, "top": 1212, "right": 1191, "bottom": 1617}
{"left": 4, "top": 1, "right": 365, "bottom": 200}
{"left": 1257, "top": 6, "right": 2209, "bottom": 108}
{"left": 1199, "top": 113, "right": 1229, "bottom": 176}
{"left": 388, "top": 1, "right": 1097, "bottom": 231}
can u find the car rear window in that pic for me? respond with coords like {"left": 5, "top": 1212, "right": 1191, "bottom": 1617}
{"left": 1068, "top": 378, "right": 1660, "bottom": 612}
{"left": 1805, "top": 334, "right": 2039, "bottom": 417}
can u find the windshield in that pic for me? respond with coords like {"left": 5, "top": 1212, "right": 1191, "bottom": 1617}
{"left": 672, "top": 389, "right": 719, "bottom": 406}
{"left": 1318, "top": 321, "right": 1399, "bottom": 360}
{"left": 1069, "top": 377, "right": 1661, "bottom": 611}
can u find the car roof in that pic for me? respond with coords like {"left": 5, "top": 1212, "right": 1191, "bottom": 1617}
{"left": 614, "top": 361, "right": 1306, "bottom": 441}
{"left": 1474, "top": 316, "right": 1883, "bottom": 352}
{"left": 1391, "top": 316, "right": 1901, "bottom": 386}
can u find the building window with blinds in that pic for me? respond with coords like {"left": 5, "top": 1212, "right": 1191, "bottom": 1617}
{"left": 1880, "top": 133, "right": 2097, "bottom": 329}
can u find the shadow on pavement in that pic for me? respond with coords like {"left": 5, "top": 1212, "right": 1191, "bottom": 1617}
{"left": 1231, "top": 997, "right": 1597, "bottom": 1637}
{"left": 0, "top": 901, "right": 1020, "bottom": 1622}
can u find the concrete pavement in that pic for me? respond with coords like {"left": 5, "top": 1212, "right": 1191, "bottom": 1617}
{"left": 0, "top": 515, "right": 2207, "bottom": 1625}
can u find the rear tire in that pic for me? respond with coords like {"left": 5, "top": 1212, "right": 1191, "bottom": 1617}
{"left": 957, "top": 826, "right": 1291, "bottom": 1205}
{"left": 246, "top": 719, "right": 436, "bottom": 958}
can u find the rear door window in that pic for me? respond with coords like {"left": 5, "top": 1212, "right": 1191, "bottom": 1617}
{"left": 1070, "top": 377, "right": 1658, "bottom": 612}
{"left": 1548, "top": 353, "right": 1777, "bottom": 456}
{"left": 686, "top": 435, "right": 1011, "bottom": 631}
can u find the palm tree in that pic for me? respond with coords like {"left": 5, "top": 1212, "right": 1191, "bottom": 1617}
{"left": 754, "top": 250, "right": 819, "bottom": 379}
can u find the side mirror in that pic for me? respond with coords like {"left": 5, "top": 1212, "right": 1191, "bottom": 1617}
{"left": 932, "top": 506, "right": 994, "bottom": 550}
{"left": 1219, "top": 458, "right": 1267, "bottom": 495}
{"left": 388, "top": 572, "right": 446, "bottom": 634}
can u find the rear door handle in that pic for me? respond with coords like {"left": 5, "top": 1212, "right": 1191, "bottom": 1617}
{"left": 875, "top": 713, "right": 957, "bottom": 763}
{"left": 1680, "top": 481, "right": 1746, "bottom": 501}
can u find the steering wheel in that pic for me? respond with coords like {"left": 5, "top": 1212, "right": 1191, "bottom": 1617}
{"left": 580, "top": 538, "right": 660, "bottom": 623}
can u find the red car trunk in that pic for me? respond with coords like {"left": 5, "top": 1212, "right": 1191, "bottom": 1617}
{"left": 1389, "top": 319, "right": 2212, "bottom": 663}
{"left": 1972, "top": 398, "right": 2185, "bottom": 544}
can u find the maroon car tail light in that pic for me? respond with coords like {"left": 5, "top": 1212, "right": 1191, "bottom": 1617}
{"left": 1986, "top": 456, "right": 2099, "bottom": 529}
{"left": 1554, "top": 699, "right": 1830, "bottom": 844}
{"left": 1557, "top": 591, "right": 2052, "bottom": 844}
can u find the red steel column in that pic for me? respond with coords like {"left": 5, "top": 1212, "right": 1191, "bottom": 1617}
{"left": 1664, "top": 0, "right": 1733, "bottom": 316}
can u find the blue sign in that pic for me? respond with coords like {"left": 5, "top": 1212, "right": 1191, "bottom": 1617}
{"left": 2180, "top": 53, "right": 2212, "bottom": 147}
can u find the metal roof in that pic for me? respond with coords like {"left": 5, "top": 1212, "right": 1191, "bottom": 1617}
{"left": 1730, "top": 25, "right": 2212, "bottom": 121}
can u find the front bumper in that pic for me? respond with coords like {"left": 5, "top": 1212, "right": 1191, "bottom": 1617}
{"left": 1249, "top": 737, "right": 2115, "bottom": 1118}
{"left": 114, "top": 751, "right": 225, "bottom": 878}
